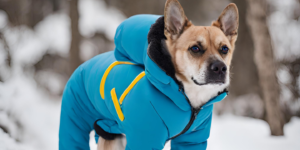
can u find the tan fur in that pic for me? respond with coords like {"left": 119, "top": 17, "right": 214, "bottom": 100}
{"left": 97, "top": 136, "right": 126, "bottom": 150}
{"left": 164, "top": 0, "right": 239, "bottom": 107}
{"left": 165, "top": 4, "right": 238, "bottom": 82}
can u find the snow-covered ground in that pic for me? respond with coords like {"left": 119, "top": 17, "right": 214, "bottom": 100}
{"left": 208, "top": 115, "right": 300, "bottom": 150}
{"left": 163, "top": 115, "right": 300, "bottom": 150}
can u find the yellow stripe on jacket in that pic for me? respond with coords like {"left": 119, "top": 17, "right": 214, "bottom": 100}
{"left": 100, "top": 61, "right": 145, "bottom": 121}
{"left": 110, "top": 88, "right": 125, "bottom": 121}
{"left": 100, "top": 61, "right": 134, "bottom": 99}
{"left": 119, "top": 71, "right": 146, "bottom": 104}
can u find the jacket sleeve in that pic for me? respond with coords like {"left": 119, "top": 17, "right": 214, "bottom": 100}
{"left": 171, "top": 114, "right": 212, "bottom": 150}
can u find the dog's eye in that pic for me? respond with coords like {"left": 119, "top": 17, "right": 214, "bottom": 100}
{"left": 221, "top": 46, "right": 229, "bottom": 54}
{"left": 191, "top": 46, "right": 200, "bottom": 52}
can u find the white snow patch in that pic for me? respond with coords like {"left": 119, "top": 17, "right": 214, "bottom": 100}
{"left": 277, "top": 66, "right": 292, "bottom": 84}
{"left": 0, "top": 74, "right": 61, "bottom": 150}
{"left": 78, "top": 0, "right": 126, "bottom": 40}
{"left": 89, "top": 131, "right": 97, "bottom": 150}
{"left": 268, "top": 0, "right": 300, "bottom": 61}
{"left": 3, "top": 26, "right": 47, "bottom": 66}
{"left": 35, "top": 13, "right": 71, "bottom": 57}
{"left": 2, "top": 13, "right": 70, "bottom": 66}
{"left": 35, "top": 70, "right": 66, "bottom": 96}
{"left": 207, "top": 115, "right": 300, "bottom": 150}
{"left": 0, "top": 10, "right": 7, "bottom": 29}
{"left": 0, "top": 128, "right": 32, "bottom": 150}
{"left": 80, "top": 40, "right": 97, "bottom": 61}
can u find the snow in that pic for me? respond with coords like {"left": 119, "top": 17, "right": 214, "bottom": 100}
{"left": 78, "top": 0, "right": 125, "bottom": 40}
{"left": 80, "top": 40, "right": 98, "bottom": 61}
{"left": 0, "top": 6, "right": 66, "bottom": 150}
{"left": 0, "top": 10, "right": 7, "bottom": 29}
{"left": 268, "top": 0, "right": 300, "bottom": 61}
{"left": 162, "top": 115, "right": 300, "bottom": 150}
{"left": 35, "top": 13, "right": 71, "bottom": 57}
{"left": 2, "top": 13, "right": 70, "bottom": 66}
{"left": 0, "top": 74, "right": 61, "bottom": 150}
{"left": 0, "top": 128, "right": 32, "bottom": 150}
{"left": 207, "top": 115, "right": 300, "bottom": 150}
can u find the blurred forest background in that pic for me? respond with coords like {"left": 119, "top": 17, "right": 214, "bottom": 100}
{"left": 0, "top": 0, "right": 300, "bottom": 150}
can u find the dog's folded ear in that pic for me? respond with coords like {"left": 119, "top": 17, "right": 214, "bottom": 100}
{"left": 164, "top": 0, "right": 191, "bottom": 39}
{"left": 212, "top": 3, "right": 239, "bottom": 42}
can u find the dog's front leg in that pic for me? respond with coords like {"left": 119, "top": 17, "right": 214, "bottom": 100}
{"left": 97, "top": 136, "right": 126, "bottom": 150}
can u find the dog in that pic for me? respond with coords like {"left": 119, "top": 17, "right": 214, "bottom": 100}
{"left": 58, "top": 0, "right": 238, "bottom": 150}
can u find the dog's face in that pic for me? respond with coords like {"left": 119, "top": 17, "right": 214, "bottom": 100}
{"left": 164, "top": 0, "right": 239, "bottom": 107}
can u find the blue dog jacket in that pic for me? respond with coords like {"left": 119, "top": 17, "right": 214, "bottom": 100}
{"left": 59, "top": 14, "right": 227, "bottom": 150}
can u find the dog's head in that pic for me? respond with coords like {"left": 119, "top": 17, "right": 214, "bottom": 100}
{"left": 163, "top": 0, "right": 239, "bottom": 107}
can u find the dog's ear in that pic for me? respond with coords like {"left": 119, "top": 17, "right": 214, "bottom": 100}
{"left": 164, "top": 0, "right": 191, "bottom": 40}
{"left": 212, "top": 3, "right": 239, "bottom": 43}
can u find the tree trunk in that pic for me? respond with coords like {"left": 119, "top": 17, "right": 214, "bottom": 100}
{"left": 246, "top": 0, "right": 284, "bottom": 136}
{"left": 230, "top": 0, "right": 261, "bottom": 97}
{"left": 69, "top": 0, "right": 82, "bottom": 75}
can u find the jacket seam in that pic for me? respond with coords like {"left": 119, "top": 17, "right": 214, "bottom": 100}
{"left": 150, "top": 101, "right": 170, "bottom": 139}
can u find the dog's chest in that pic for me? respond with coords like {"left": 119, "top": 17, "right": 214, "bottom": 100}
{"left": 150, "top": 95, "right": 214, "bottom": 138}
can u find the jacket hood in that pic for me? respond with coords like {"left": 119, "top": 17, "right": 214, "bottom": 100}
{"left": 114, "top": 15, "right": 227, "bottom": 111}
{"left": 114, "top": 14, "right": 158, "bottom": 65}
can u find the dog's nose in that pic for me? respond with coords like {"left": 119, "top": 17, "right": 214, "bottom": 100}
{"left": 210, "top": 61, "right": 227, "bottom": 74}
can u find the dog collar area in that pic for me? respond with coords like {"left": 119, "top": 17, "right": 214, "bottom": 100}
{"left": 178, "top": 86, "right": 228, "bottom": 109}
{"left": 202, "top": 92, "right": 228, "bottom": 108}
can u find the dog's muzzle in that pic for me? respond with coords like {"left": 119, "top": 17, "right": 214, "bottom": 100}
{"left": 206, "top": 60, "right": 227, "bottom": 84}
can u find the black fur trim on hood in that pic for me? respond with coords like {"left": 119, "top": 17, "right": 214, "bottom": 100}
{"left": 147, "top": 16, "right": 183, "bottom": 88}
